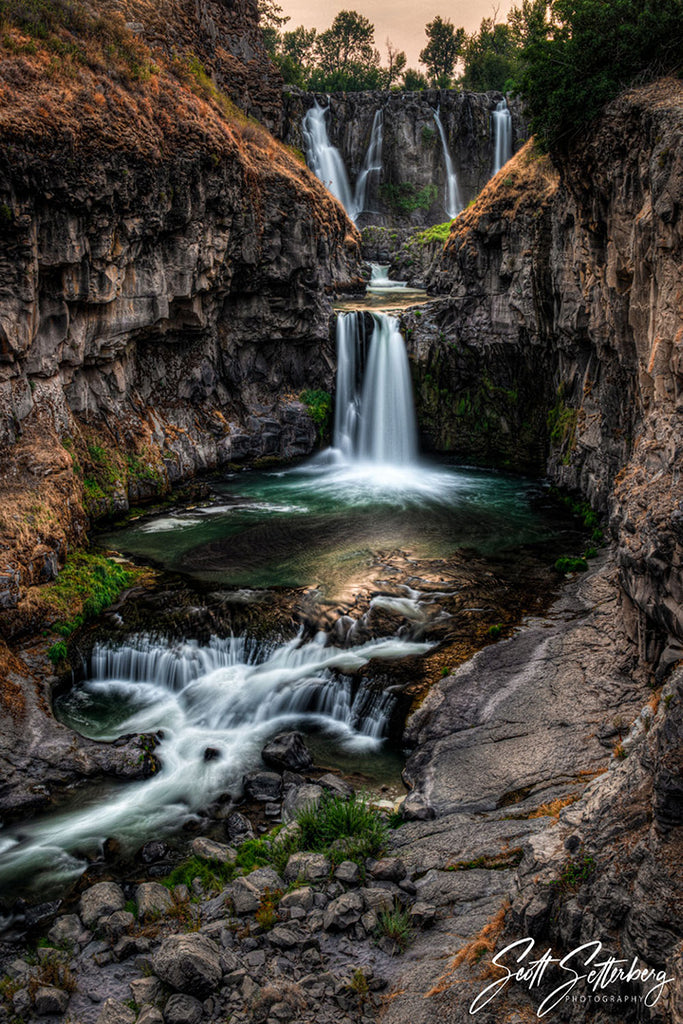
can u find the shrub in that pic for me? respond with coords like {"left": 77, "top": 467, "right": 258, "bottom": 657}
{"left": 300, "top": 389, "right": 332, "bottom": 444}
{"left": 551, "top": 848, "right": 595, "bottom": 896}
{"left": 379, "top": 182, "right": 437, "bottom": 215}
{"left": 296, "top": 792, "right": 387, "bottom": 867}
{"left": 163, "top": 855, "right": 235, "bottom": 893}
{"left": 513, "top": 0, "right": 683, "bottom": 152}
{"left": 554, "top": 555, "right": 588, "bottom": 574}
{"left": 43, "top": 549, "right": 136, "bottom": 637}
{"left": 375, "top": 903, "right": 412, "bottom": 952}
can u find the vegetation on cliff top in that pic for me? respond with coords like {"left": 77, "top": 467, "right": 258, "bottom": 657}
{"left": 512, "top": 0, "right": 683, "bottom": 149}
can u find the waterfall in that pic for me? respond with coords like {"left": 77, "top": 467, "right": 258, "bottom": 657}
{"left": 433, "top": 105, "right": 462, "bottom": 219}
{"left": 302, "top": 100, "right": 355, "bottom": 215}
{"left": 302, "top": 101, "right": 383, "bottom": 223}
{"left": 492, "top": 99, "right": 512, "bottom": 175}
{"left": 0, "top": 630, "right": 430, "bottom": 885}
{"left": 353, "top": 109, "right": 383, "bottom": 218}
{"left": 367, "top": 263, "right": 407, "bottom": 293}
{"left": 334, "top": 312, "right": 417, "bottom": 465}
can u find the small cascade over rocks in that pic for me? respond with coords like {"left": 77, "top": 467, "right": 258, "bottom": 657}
{"left": 492, "top": 99, "right": 513, "bottom": 175}
{"left": 334, "top": 312, "right": 417, "bottom": 465}
{"left": 0, "top": 630, "right": 430, "bottom": 886}
{"left": 302, "top": 101, "right": 383, "bottom": 222}
{"left": 433, "top": 105, "right": 463, "bottom": 219}
{"left": 367, "top": 263, "right": 407, "bottom": 293}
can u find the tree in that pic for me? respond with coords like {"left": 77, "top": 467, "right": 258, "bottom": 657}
{"left": 512, "top": 0, "right": 683, "bottom": 151}
{"left": 403, "top": 67, "right": 429, "bottom": 90}
{"left": 258, "top": 0, "right": 289, "bottom": 56}
{"left": 311, "top": 9, "right": 383, "bottom": 90}
{"left": 419, "top": 16, "right": 466, "bottom": 87}
{"left": 384, "top": 39, "right": 407, "bottom": 88}
{"left": 461, "top": 17, "right": 517, "bottom": 92}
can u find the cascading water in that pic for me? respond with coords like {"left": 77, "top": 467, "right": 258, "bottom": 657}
{"left": 302, "top": 100, "right": 355, "bottom": 215}
{"left": 492, "top": 99, "right": 512, "bottom": 175}
{"left": 333, "top": 312, "right": 417, "bottom": 465}
{"left": 367, "top": 263, "right": 407, "bottom": 293}
{"left": 0, "top": 631, "right": 430, "bottom": 886}
{"left": 352, "top": 109, "right": 383, "bottom": 218}
{"left": 302, "top": 101, "right": 383, "bottom": 223}
{"left": 433, "top": 105, "right": 463, "bottom": 219}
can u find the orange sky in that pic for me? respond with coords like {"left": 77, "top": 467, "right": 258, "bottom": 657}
{"left": 278, "top": 0, "right": 517, "bottom": 69}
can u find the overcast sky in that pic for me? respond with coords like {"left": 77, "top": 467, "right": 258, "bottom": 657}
{"left": 278, "top": 0, "right": 517, "bottom": 69}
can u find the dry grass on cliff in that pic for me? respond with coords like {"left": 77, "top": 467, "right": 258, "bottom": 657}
{"left": 424, "top": 900, "right": 510, "bottom": 997}
{"left": 441, "top": 141, "right": 559, "bottom": 257}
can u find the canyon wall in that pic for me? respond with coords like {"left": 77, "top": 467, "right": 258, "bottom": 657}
{"left": 281, "top": 89, "right": 527, "bottom": 228}
{"left": 408, "top": 79, "right": 683, "bottom": 666}
{"left": 0, "top": 8, "right": 360, "bottom": 632}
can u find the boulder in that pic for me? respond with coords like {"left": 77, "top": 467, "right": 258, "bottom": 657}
{"left": 360, "top": 887, "right": 394, "bottom": 914}
{"left": 138, "top": 1009, "right": 164, "bottom": 1024}
{"left": 99, "top": 910, "right": 135, "bottom": 941}
{"left": 47, "top": 914, "right": 85, "bottom": 948}
{"left": 279, "top": 887, "right": 315, "bottom": 912}
{"left": 261, "top": 732, "right": 313, "bottom": 772}
{"left": 129, "top": 978, "right": 162, "bottom": 1005}
{"left": 225, "top": 812, "right": 255, "bottom": 844}
{"left": 152, "top": 934, "right": 222, "bottom": 995}
{"left": 231, "top": 867, "right": 285, "bottom": 914}
{"left": 79, "top": 882, "right": 125, "bottom": 929}
{"left": 191, "top": 837, "right": 237, "bottom": 864}
{"left": 136, "top": 882, "right": 174, "bottom": 921}
{"left": 334, "top": 860, "right": 361, "bottom": 885}
{"left": 323, "top": 891, "right": 364, "bottom": 932}
{"left": 369, "top": 857, "right": 407, "bottom": 882}
{"left": 267, "top": 926, "right": 300, "bottom": 949}
{"left": 282, "top": 784, "right": 323, "bottom": 822}
{"left": 34, "top": 986, "right": 69, "bottom": 1016}
{"left": 317, "top": 774, "right": 354, "bottom": 799}
{"left": 164, "top": 993, "right": 203, "bottom": 1024}
{"left": 243, "top": 771, "right": 283, "bottom": 802}
{"left": 96, "top": 999, "right": 136, "bottom": 1024}
{"left": 400, "top": 791, "right": 435, "bottom": 821}
{"left": 283, "top": 852, "right": 331, "bottom": 883}
{"left": 409, "top": 902, "right": 437, "bottom": 928}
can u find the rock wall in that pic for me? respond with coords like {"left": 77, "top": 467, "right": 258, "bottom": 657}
{"left": 281, "top": 89, "right": 527, "bottom": 228}
{"left": 0, "top": 10, "right": 360, "bottom": 629}
{"left": 396, "top": 79, "right": 683, "bottom": 1022}
{"left": 408, "top": 79, "right": 683, "bottom": 664}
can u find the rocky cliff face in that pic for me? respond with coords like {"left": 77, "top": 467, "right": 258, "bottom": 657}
{"left": 101, "top": 0, "right": 283, "bottom": 129}
{"left": 281, "top": 89, "right": 527, "bottom": 228}
{"left": 396, "top": 78, "right": 683, "bottom": 1021}
{"left": 0, "top": 6, "right": 360, "bottom": 629}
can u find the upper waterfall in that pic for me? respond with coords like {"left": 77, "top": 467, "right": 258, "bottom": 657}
{"left": 492, "top": 99, "right": 513, "bottom": 175}
{"left": 302, "top": 101, "right": 383, "bottom": 223}
{"left": 433, "top": 105, "right": 463, "bottom": 219}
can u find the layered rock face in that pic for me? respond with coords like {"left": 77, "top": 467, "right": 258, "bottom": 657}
{"left": 103, "top": 0, "right": 283, "bottom": 129}
{"left": 412, "top": 79, "right": 683, "bottom": 662}
{"left": 281, "top": 89, "right": 527, "bottom": 228}
{"left": 0, "top": 8, "right": 360, "bottom": 623}
{"left": 395, "top": 79, "right": 683, "bottom": 1022}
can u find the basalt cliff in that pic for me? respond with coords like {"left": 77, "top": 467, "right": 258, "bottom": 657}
{"left": 0, "top": 0, "right": 360, "bottom": 634}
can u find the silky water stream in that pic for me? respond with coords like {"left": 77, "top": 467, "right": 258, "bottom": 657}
{"left": 0, "top": 301, "right": 582, "bottom": 897}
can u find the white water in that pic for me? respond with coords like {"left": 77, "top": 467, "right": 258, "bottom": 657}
{"left": 492, "top": 99, "right": 512, "bottom": 175}
{"left": 333, "top": 312, "right": 417, "bottom": 466}
{"left": 0, "top": 632, "right": 430, "bottom": 886}
{"left": 433, "top": 105, "right": 463, "bottom": 218}
{"left": 302, "top": 101, "right": 383, "bottom": 222}
{"left": 367, "top": 264, "right": 407, "bottom": 293}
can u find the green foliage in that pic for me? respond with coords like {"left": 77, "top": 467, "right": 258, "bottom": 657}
{"left": 43, "top": 549, "right": 137, "bottom": 641}
{"left": 0, "top": 202, "right": 12, "bottom": 224}
{"left": 554, "top": 555, "right": 588, "bottom": 574}
{"left": 487, "top": 623, "right": 503, "bottom": 638}
{"left": 512, "top": 0, "right": 683, "bottom": 151}
{"left": 375, "top": 903, "right": 412, "bottom": 951}
{"left": 379, "top": 182, "right": 437, "bottom": 215}
{"left": 547, "top": 397, "right": 577, "bottom": 458}
{"left": 414, "top": 220, "right": 454, "bottom": 246}
{"left": 403, "top": 67, "right": 428, "bottom": 90}
{"left": 164, "top": 855, "right": 234, "bottom": 894}
{"left": 551, "top": 849, "right": 595, "bottom": 896}
{"left": 254, "top": 887, "right": 282, "bottom": 930}
{"left": 47, "top": 639, "right": 68, "bottom": 666}
{"left": 461, "top": 17, "right": 518, "bottom": 91}
{"left": 296, "top": 792, "right": 387, "bottom": 867}
{"left": 419, "top": 15, "right": 466, "bottom": 87}
{"left": 386, "top": 810, "right": 404, "bottom": 829}
{"left": 300, "top": 389, "right": 332, "bottom": 444}
{"left": 420, "top": 125, "right": 436, "bottom": 147}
